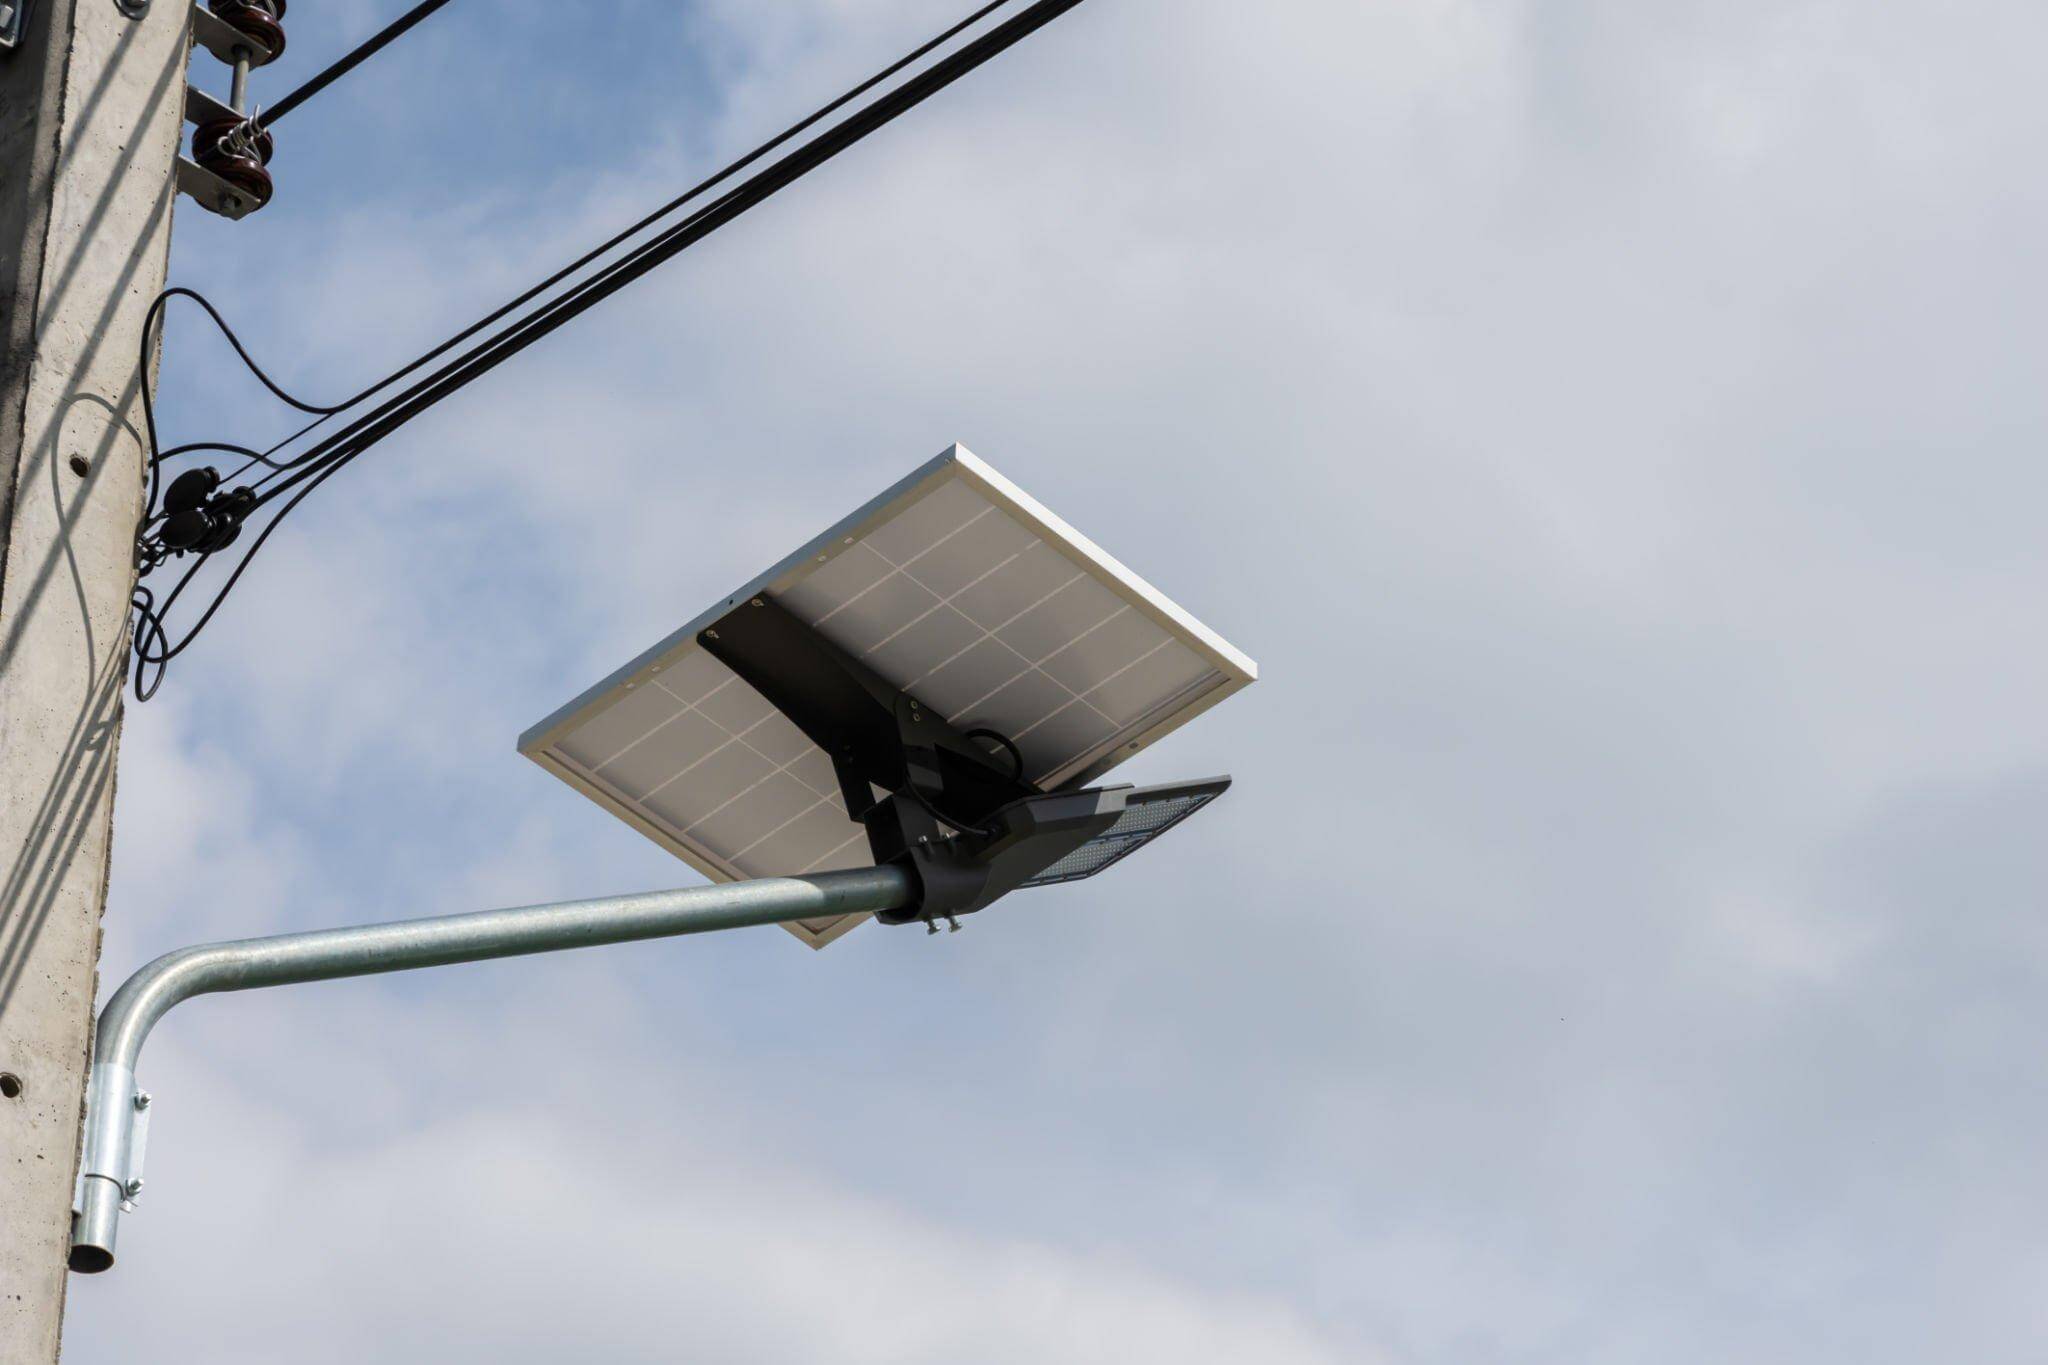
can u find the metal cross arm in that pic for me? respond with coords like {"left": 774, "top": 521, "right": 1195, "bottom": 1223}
{"left": 67, "top": 866, "right": 913, "bottom": 1274}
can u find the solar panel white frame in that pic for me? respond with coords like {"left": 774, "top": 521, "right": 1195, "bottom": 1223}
{"left": 519, "top": 444, "right": 1257, "bottom": 949}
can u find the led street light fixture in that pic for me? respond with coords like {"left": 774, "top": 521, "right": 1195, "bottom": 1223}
{"left": 520, "top": 444, "right": 1256, "bottom": 945}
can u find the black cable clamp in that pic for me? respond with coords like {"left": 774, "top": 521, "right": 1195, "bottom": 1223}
{"left": 156, "top": 468, "right": 257, "bottom": 557}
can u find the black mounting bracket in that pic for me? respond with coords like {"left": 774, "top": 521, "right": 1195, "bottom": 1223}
{"left": 698, "top": 596, "right": 1128, "bottom": 925}
{"left": 0, "top": 0, "right": 39, "bottom": 52}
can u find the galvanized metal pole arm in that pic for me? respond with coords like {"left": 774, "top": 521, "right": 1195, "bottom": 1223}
{"left": 68, "top": 866, "right": 914, "bottom": 1274}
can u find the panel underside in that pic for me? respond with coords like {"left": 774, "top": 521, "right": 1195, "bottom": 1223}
{"left": 523, "top": 447, "right": 1254, "bottom": 948}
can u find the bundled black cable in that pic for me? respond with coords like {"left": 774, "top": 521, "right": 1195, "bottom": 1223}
{"left": 133, "top": 0, "right": 1090, "bottom": 699}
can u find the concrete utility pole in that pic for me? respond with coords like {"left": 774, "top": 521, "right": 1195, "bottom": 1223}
{"left": 0, "top": 0, "right": 190, "bottom": 1356}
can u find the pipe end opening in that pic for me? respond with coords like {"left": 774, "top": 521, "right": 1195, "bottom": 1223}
{"left": 68, "top": 1244, "right": 114, "bottom": 1275}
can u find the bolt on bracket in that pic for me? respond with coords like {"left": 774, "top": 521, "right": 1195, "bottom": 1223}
{"left": 175, "top": 153, "right": 263, "bottom": 219}
{"left": 188, "top": 2, "right": 272, "bottom": 65}
{"left": 73, "top": 1063, "right": 152, "bottom": 1222}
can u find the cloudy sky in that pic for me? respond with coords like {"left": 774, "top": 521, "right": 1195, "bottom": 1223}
{"left": 63, "top": 0, "right": 2048, "bottom": 1360}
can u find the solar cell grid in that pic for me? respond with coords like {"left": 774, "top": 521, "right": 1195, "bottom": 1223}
{"left": 521, "top": 445, "right": 1255, "bottom": 948}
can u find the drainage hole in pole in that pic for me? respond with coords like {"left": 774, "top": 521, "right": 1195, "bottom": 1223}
{"left": 0, "top": 1072, "right": 22, "bottom": 1099}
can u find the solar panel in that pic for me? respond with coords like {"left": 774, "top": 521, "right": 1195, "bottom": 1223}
{"left": 519, "top": 444, "right": 1257, "bottom": 948}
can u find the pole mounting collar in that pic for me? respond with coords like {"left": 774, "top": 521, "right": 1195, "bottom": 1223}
{"left": 72, "top": 1063, "right": 151, "bottom": 1237}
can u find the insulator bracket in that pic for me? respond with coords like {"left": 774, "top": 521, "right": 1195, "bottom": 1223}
{"left": 176, "top": 1, "right": 285, "bottom": 219}
{"left": 175, "top": 155, "right": 264, "bottom": 219}
{"left": 189, "top": 0, "right": 276, "bottom": 66}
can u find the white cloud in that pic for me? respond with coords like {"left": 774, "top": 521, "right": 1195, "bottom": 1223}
{"left": 65, "top": 976, "right": 1357, "bottom": 1364}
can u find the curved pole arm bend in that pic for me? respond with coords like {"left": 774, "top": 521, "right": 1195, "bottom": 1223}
{"left": 70, "top": 866, "right": 914, "bottom": 1273}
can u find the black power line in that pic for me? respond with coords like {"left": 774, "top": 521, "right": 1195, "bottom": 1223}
{"left": 133, "top": 0, "right": 1094, "bottom": 699}
{"left": 258, "top": 0, "right": 458, "bottom": 128}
